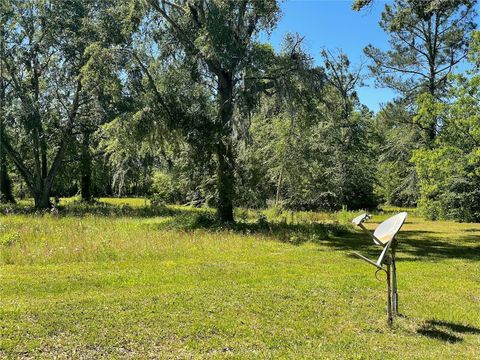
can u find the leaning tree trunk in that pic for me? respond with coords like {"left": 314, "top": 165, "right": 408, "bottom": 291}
{"left": 80, "top": 131, "right": 92, "bottom": 202}
{"left": 0, "top": 152, "right": 15, "bottom": 204}
{"left": 215, "top": 71, "right": 235, "bottom": 222}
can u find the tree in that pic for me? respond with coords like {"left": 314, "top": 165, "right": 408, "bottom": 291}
{"left": 79, "top": 44, "right": 128, "bottom": 202}
{"left": 321, "top": 50, "right": 364, "bottom": 124}
{"left": 238, "top": 42, "right": 323, "bottom": 210}
{"left": 0, "top": 9, "right": 15, "bottom": 204}
{"left": 352, "top": 0, "right": 373, "bottom": 11}
{"left": 374, "top": 101, "right": 423, "bottom": 206}
{"left": 319, "top": 50, "right": 377, "bottom": 209}
{"left": 412, "top": 32, "right": 480, "bottom": 221}
{"left": 0, "top": 1, "right": 88, "bottom": 208}
{"left": 364, "top": 0, "right": 476, "bottom": 140}
{"left": 134, "top": 1, "right": 316, "bottom": 221}
{"left": 0, "top": 0, "right": 131, "bottom": 208}
{"left": 236, "top": 49, "right": 377, "bottom": 211}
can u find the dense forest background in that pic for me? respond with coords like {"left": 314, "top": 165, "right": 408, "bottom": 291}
{"left": 0, "top": 0, "right": 479, "bottom": 222}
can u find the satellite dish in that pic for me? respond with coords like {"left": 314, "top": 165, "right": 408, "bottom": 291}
{"left": 352, "top": 213, "right": 370, "bottom": 226}
{"left": 373, "top": 212, "right": 407, "bottom": 245}
{"left": 350, "top": 212, "right": 408, "bottom": 325}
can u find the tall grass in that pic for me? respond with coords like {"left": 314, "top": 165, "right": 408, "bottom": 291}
{"left": 1, "top": 198, "right": 478, "bottom": 358}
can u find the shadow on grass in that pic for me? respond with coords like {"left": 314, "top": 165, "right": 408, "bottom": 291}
{"left": 398, "top": 232, "right": 480, "bottom": 261}
{"left": 417, "top": 320, "right": 480, "bottom": 343}
{"left": 2, "top": 202, "right": 479, "bottom": 262}
{"left": 337, "top": 230, "right": 480, "bottom": 262}
{"left": 149, "top": 211, "right": 351, "bottom": 246}
{"left": 147, "top": 211, "right": 480, "bottom": 262}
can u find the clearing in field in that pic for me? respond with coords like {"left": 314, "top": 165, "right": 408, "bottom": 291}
{"left": 0, "top": 199, "right": 479, "bottom": 359}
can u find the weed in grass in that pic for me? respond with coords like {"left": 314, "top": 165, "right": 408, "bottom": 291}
{"left": 0, "top": 231, "right": 20, "bottom": 247}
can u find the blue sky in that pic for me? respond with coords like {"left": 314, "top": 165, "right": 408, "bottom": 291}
{"left": 266, "top": 0, "right": 397, "bottom": 112}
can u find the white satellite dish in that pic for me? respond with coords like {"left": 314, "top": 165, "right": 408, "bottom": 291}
{"left": 351, "top": 212, "right": 408, "bottom": 325}
{"left": 373, "top": 212, "right": 407, "bottom": 245}
{"left": 352, "top": 213, "right": 370, "bottom": 226}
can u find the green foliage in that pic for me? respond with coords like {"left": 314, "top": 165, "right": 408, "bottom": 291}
{"left": 1, "top": 0, "right": 478, "bottom": 222}
{"left": 364, "top": 0, "right": 478, "bottom": 214}
{"left": 352, "top": 0, "right": 373, "bottom": 11}
{"left": 118, "top": 1, "right": 325, "bottom": 221}
{"left": 0, "top": 0, "right": 134, "bottom": 208}
{"left": 151, "top": 170, "right": 180, "bottom": 205}
{"left": 374, "top": 102, "right": 424, "bottom": 206}
{"left": 412, "top": 33, "right": 480, "bottom": 221}
{"left": 365, "top": 0, "right": 476, "bottom": 100}
{"left": 236, "top": 50, "right": 378, "bottom": 211}
{"left": 413, "top": 146, "right": 467, "bottom": 220}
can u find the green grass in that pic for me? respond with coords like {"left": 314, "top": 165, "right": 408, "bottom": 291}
{"left": 0, "top": 199, "right": 479, "bottom": 358}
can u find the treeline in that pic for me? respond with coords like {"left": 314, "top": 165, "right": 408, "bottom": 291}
{"left": 0, "top": 0, "right": 479, "bottom": 222}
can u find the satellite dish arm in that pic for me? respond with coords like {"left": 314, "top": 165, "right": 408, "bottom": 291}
{"left": 352, "top": 252, "right": 384, "bottom": 270}
{"left": 356, "top": 222, "right": 384, "bottom": 246}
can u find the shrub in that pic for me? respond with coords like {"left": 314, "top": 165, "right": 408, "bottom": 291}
{"left": 151, "top": 171, "right": 181, "bottom": 205}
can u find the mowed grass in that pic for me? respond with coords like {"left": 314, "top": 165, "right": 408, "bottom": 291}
{"left": 0, "top": 199, "right": 479, "bottom": 359}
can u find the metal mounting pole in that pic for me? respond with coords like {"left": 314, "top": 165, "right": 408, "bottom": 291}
{"left": 351, "top": 212, "right": 407, "bottom": 326}
{"left": 386, "top": 261, "right": 393, "bottom": 326}
{"left": 392, "top": 250, "right": 398, "bottom": 315}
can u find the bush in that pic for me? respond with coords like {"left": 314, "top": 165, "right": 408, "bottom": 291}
{"left": 414, "top": 147, "right": 480, "bottom": 222}
{"left": 441, "top": 177, "right": 480, "bottom": 222}
{"left": 151, "top": 171, "right": 181, "bottom": 205}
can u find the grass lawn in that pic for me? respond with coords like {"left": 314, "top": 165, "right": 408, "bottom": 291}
{"left": 0, "top": 199, "right": 479, "bottom": 358}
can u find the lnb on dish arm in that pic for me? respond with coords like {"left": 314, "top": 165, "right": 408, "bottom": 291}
{"left": 351, "top": 213, "right": 382, "bottom": 245}
{"left": 351, "top": 213, "right": 371, "bottom": 226}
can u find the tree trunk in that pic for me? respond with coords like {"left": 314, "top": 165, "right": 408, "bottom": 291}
{"left": 275, "top": 101, "right": 296, "bottom": 206}
{"left": 216, "top": 141, "right": 235, "bottom": 222}
{"left": 427, "top": 57, "right": 438, "bottom": 143}
{"left": 275, "top": 166, "right": 284, "bottom": 206}
{"left": 80, "top": 131, "right": 92, "bottom": 202}
{"left": 0, "top": 152, "right": 15, "bottom": 204}
{"left": 216, "top": 71, "right": 235, "bottom": 222}
{"left": 0, "top": 31, "right": 13, "bottom": 204}
{"left": 33, "top": 183, "right": 51, "bottom": 209}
